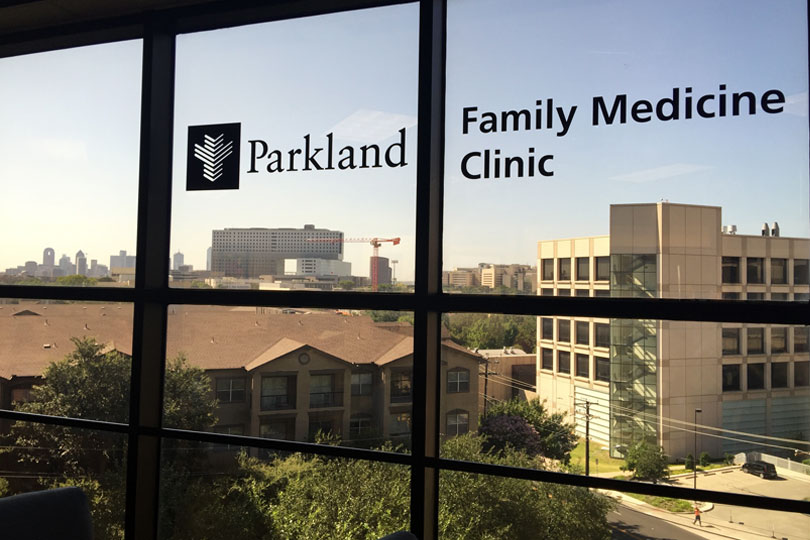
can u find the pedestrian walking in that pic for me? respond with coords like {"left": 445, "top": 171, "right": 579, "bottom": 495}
{"left": 693, "top": 505, "right": 702, "bottom": 526}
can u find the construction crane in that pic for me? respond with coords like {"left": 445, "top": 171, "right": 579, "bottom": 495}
{"left": 306, "top": 237, "right": 400, "bottom": 291}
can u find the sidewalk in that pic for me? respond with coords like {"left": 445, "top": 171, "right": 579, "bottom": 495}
{"left": 602, "top": 489, "right": 783, "bottom": 540}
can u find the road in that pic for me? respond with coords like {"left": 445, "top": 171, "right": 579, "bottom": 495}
{"left": 609, "top": 505, "right": 705, "bottom": 540}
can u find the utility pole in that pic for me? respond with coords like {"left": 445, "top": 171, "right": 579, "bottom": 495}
{"left": 585, "top": 401, "right": 591, "bottom": 476}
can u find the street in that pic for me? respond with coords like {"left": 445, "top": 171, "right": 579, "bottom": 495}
{"left": 609, "top": 505, "right": 705, "bottom": 540}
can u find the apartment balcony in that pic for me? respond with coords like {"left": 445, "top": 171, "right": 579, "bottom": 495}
{"left": 309, "top": 391, "right": 344, "bottom": 408}
{"left": 260, "top": 395, "right": 295, "bottom": 411}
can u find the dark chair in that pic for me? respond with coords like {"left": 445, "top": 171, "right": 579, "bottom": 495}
{"left": 0, "top": 487, "right": 93, "bottom": 540}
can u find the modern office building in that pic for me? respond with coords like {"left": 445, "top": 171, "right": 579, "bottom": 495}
{"left": 211, "top": 224, "right": 344, "bottom": 279}
{"left": 537, "top": 202, "right": 810, "bottom": 460}
{"left": 370, "top": 255, "right": 393, "bottom": 286}
{"left": 480, "top": 264, "right": 537, "bottom": 293}
{"left": 109, "top": 250, "right": 137, "bottom": 269}
{"left": 172, "top": 251, "right": 184, "bottom": 271}
{"left": 295, "top": 258, "right": 352, "bottom": 278}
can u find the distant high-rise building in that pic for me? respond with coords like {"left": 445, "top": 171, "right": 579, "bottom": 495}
{"left": 206, "top": 247, "right": 212, "bottom": 271}
{"left": 58, "top": 254, "right": 74, "bottom": 275}
{"left": 75, "top": 250, "right": 87, "bottom": 276}
{"left": 370, "top": 256, "right": 392, "bottom": 286}
{"left": 173, "top": 252, "right": 184, "bottom": 271}
{"left": 110, "top": 250, "right": 136, "bottom": 269}
{"left": 42, "top": 247, "right": 55, "bottom": 267}
{"left": 24, "top": 261, "right": 37, "bottom": 275}
{"left": 211, "top": 225, "right": 343, "bottom": 279}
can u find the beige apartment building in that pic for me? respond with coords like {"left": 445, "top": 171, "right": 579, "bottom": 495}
{"left": 0, "top": 304, "right": 482, "bottom": 445}
{"left": 537, "top": 202, "right": 810, "bottom": 460}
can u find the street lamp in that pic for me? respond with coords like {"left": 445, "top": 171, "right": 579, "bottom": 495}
{"left": 694, "top": 408, "right": 703, "bottom": 492}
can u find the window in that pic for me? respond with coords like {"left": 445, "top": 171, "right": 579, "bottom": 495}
{"left": 5, "top": 1, "right": 810, "bottom": 536}
{"left": 541, "top": 288, "right": 554, "bottom": 296}
{"left": 795, "top": 259, "right": 810, "bottom": 285}
{"left": 595, "top": 357, "right": 610, "bottom": 382}
{"left": 446, "top": 410, "right": 469, "bottom": 436}
{"left": 213, "top": 425, "right": 244, "bottom": 451}
{"left": 771, "top": 327, "right": 787, "bottom": 354}
{"left": 541, "top": 317, "right": 553, "bottom": 339}
{"left": 260, "top": 418, "right": 295, "bottom": 441}
{"left": 541, "top": 348, "right": 553, "bottom": 370}
{"left": 558, "top": 319, "right": 570, "bottom": 343}
{"left": 747, "top": 292, "right": 764, "bottom": 300}
{"left": 747, "top": 257, "right": 764, "bottom": 284}
{"left": 722, "top": 257, "right": 741, "bottom": 283}
{"left": 575, "top": 354, "right": 589, "bottom": 378}
{"left": 747, "top": 363, "right": 765, "bottom": 390}
{"left": 576, "top": 257, "right": 589, "bottom": 281}
{"left": 771, "top": 363, "right": 788, "bottom": 388}
{"left": 310, "top": 373, "right": 341, "bottom": 408}
{"left": 747, "top": 328, "right": 765, "bottom": 354}
{"left": 771, "top": 258, "right": 788, "bottom": 284}
{"left": 594, "top": 289, "right": 610, "bottom": 297}
{"left": 391, "top": 369, "right": 412, "bottom": 403}
{"left": 447, "top": 368, "right": 470, "bottom": 393}
{"left": 795, "top": 328, "right": 809, "bottom": 353}
{"left": 557, "top": 351, "right": 570, "bottom": 374}
{"left": 216, "top": 377, "right": 246, "bottom": 403}
{"left": 575, "top": 321, "right": 589, "bottom": 345}
{"left": 390, "top": 412, "right": 411, "bottom": 436}
{"left": 796, "top": 362, "right": 810, "bottom": 387}
{"left": 557, "top": 288, "right": 571, "bottom": 296}
{"left": 595, "top": 323, "right": 610, "bottom": 348}
{"left": 308, "top": 413, "right": 339, "bottom": 441}
{"left": 722, "top": 328, "right": 740, "bottom": 355}
{"left": 558, "top": 258, "right": 571, "bottom": 281}
{"left": 722, "top": 365, "right": 741, "bottom": 392}
{"left": 722, "top": 292, "right": 740, "bottom": 300}
{"left": 771, "top": 292, "right": 789, "bottom": 301}
{"left": 541, "top": 259, "right": 554, "bottom": 280}
{"left": 595, "top": 257, "right": 610, "bottom": 281}
{"left": 351, "top": 371, "right": 373, "bottom": 395}
{"left": 575, "top": 289, "right": 589, "bottom": 297}
{"left": 261, "top": 375, "right": 296, "bottom": 410}
{"left": 349, "top": 414, "right": 373, "bottom": 438}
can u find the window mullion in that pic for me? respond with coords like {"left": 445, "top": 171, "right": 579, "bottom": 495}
{"left": 127, "top": 14, "right": 176, "bottom": 540}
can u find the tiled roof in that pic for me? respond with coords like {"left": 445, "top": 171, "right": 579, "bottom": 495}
{"left": 0, "top": 303, "right": 478, "bottom": 378}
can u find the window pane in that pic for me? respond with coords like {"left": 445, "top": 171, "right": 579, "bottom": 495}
{"left": 0, "top": 299, "right": 133, "bottom": 422}
{"left": 444, "top": 0, "right": 809, "bottom": 298}
{"left": 723, "top": 364, "right": 741, "bottom": 392}
{"left": 158, "top": 441, "right": 409, "bottom": 540}
{"left": 771, "top": 327, "right": 787, "bottom": 354}
{"left": 164, "top": 305, "right": 417, "bottom": 451}
{"left": 771, "top": 363, "right": 788, "bottom": 388}
{"left": 541, "top": 348, "right": 553, "bottom": 371}
{"left": 558, "top": 319, "right": 570, "bottom": 343}
{"left": 747, "top": 363, "right": 765, "bottom": 390}
{"left": 557, "top": 351, "right": 570, "bottom": 374}
{"left": 575, "top": 353, "right": 589, "bottom": 378}
{"left": 171, "top": 5, "right": 418, "bottom": 293}
{"left": 747, "top": 327, "right": 765, "bottom": 354}
{"left": 0, "top": 42, "right": 142, "bottom": 287}
{"left": 576, "top": 257, "right": 589, "bottom": 281}
{"left": 1, "top": 424, "right": 127, "bottom": 539}
{"left": 575, "top": 321, "right": 589, "bottom": 345}
{"left": 771, "top": 258, "right": 788, "bottom": 284}
{"left": 722, "top": 328, "right": 740, "bottom": 355}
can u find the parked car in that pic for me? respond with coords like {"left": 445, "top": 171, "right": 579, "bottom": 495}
{"left": 741, "top": 460, "right": 777, "bottom": 479}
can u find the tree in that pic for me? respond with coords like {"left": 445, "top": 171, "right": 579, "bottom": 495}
{"left": 338, "top": 280, "right": 355, "bottom": 290}
{"left": 56, "top": 274, "right": 97, "bottom": 287}
{"left": 623, "top": 440, "right": 669, "bottom": 482}
{"left": 684, "top": 453, "right": 695, "bottom": 471}
{"left": 444, "top": 313, "right": 536, "bottom": 353}
{"left": 7, "top": 338, "right": 218, "bottom": 540}
{"left": 699, "top": 451, "right": 711, "bottom": 468}
{"left": 481, "top": 398, "right": 577, "bottom": 462}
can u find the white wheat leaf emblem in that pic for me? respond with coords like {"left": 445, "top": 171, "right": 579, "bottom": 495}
{"left": 194, "top": 133, "right": 234, "bottom": 182}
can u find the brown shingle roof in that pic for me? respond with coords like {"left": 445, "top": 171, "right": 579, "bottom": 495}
{"left": 0, "top": 303, "right": 479, "bottom": 378}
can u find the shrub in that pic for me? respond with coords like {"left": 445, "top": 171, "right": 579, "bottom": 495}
{"left": 699, "top": 452, "right": 711, "bottom": 467}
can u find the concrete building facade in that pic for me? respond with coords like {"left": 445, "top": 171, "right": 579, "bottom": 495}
{"left": 211, "top": 224, "right": 343, "bottom": 279}
{"left": 537, "top": 202, "right": 810, "bottom": 460}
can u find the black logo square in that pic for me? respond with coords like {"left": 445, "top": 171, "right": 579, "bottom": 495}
{"left": 187, "top": 123, "right": 241, "bottom": 191}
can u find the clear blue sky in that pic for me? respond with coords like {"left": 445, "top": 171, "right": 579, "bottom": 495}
{"left": 1, "top": 0, "right": 807, "bottom": 281}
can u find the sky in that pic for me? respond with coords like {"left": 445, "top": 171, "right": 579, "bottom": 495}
{"left": 0, "top": 0, "right": 808, "bottom": 283}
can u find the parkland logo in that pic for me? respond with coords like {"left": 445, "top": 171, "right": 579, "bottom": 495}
{"left": 186, "top": 123, "right": 241, "bottom": 191}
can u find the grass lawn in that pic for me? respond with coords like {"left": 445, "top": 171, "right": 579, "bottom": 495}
{"left": 569, "top": 439, "right": 626, "bottom": 474}
{"left": 633, "top": 495, "right": 694, "bottom": 513}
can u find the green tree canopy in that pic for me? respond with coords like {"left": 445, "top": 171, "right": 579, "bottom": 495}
{"left": 481, "top": 398, "right": 577, "bottom": 462}
{"left": 623, "top": 439, "right": 669, "bottom": 482}
{"left": 7, "top": 337, "right": 218, "bottom": 540}
{"left": 444, "top": 313, "right": 536, "bottom": 353}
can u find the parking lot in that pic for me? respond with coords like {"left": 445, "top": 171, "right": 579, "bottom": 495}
{"left": 670, "top": 468, "right": 810, "bottom": 539}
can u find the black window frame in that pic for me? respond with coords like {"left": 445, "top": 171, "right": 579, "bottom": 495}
{"left": 0, "top": 3, "right": 807, "bottom": 539}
